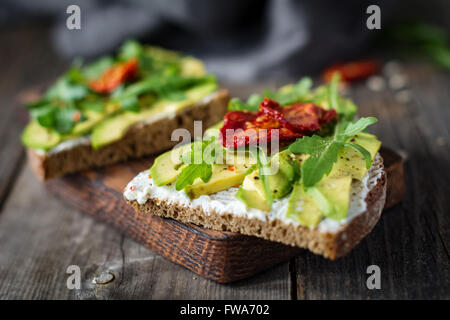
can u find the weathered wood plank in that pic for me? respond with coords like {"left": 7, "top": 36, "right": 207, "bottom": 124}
{"left": 0, "top": 23, "right": 68, "bottom": 209}
{"left": 0, "top": 164, "right": 291, "bottom": 299}
{"left": 294, "top": 64, "right": 450, "bottom": 299}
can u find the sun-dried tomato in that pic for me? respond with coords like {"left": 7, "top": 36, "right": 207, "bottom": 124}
{"left": 322, "top": 60, "right": 380, "bottom": 83}
{"left": 88, "top": 58, "right": 138, "bottom": 94}
{"left": 220, "top": 98, "right": 336, "bottom": 149}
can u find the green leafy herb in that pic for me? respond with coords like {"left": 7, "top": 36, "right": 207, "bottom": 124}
{"left": 45, "top": 76, "right": 88, "bottom": 102}
{"left": 121, "top": 74, "right": 214, "bottom": 100}
{"left": 175, "top": 162, "right": 212, "bottom": 191}
{"left": 54, "top": 106, "right": 82, "bottom": 133}
{"left": 288, "top": 117, "right": 378, "bottom": 188}
{"left": 118, "top": 95, "right": 139, "bottom": 112}
{"left": 263, "top": 77, "right": 312, "bottom": 106}
{"left": 228, "top": 96, "right": 260, "bottom": 112}
{"left": 228, "top": 77, "right": 313, "bottom": 112}
{"left": 31, "top": 104, "right": 58, "bottom": 128}
{"left": 118, "top": 40, "right": 143, "bottom": 61}
{"left": 175, "top": 138, "right": 223, "bottom": 190}
{"left": 328, "top": 72, "right": 341, "bottom": 113}
{"left": 249, "top": 147, "right": 273, "bottom": 207}
{"left": 82, "top": 56, "right": 114, "bottom": 80}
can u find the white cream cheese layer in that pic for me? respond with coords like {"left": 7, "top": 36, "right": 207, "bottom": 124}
{"left": 124, "top": 154, "right": 384, "bottom": 234}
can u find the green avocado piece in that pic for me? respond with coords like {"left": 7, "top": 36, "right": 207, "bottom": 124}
{"left": 180, "top": 57, "right": 206, "bottom": 77}
{"left": 91, "top": 82, "right": 217, "bottom": 149}
{"left": 330, "top": 132, "right": 381, "bottom": 180}
{"left": 150, "top": 142, "right": 195, "bottom": 186}
{"left": 286, "top": 182, "right": 322, "bottom": 227}
{"left": 286, "top": 132, "right": 373, "bottom": 226}
{"left": 286, "top": 175, "right": 352, "bottom": 227}
{"left": 184, "top": 154, "right": 254, "bottom": 199}
{"left": 237, "top": 150, "right": 302, "bottom": 211}
{"left": 236, "top": 185, "right": 272, "bottom": 212}
{"left": 315, "top": 176, "right": 352, "bottom": 220}
{"left": 72, "top": 110, "right": 105, "bottom": 135}
{"left": 21, "top": 121, "right": 61, "bottom": 151}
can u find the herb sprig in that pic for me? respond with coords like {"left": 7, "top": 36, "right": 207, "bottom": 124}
{"left": 175, "top": 138, "right": 223, "bottom": 191}
{"left": 288, "top": 117, "right": 378, "bottom": 188}
{"left": 228, "top": 77, "right": 312, "bottom": 112}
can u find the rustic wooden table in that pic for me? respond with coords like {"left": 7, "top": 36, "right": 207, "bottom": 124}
{"left": 0, "top": 24, "right": 449, "bottom": 300}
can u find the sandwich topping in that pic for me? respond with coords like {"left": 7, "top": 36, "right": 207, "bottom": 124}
{"left": 220, "top": 98, "right": 337, "bottom": 148}
{"left": 125, "top": 74, "right": 383, "bottom": 230}
{"left": 21, "top": 40, "right": 218, "bottom": 153}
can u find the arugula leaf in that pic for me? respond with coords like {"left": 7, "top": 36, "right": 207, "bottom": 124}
{"left": 249, "top": 147, "right": 273, "bottom": 207}
{"left": 344, "top": 142, "right": 372, "bottom": 169}
{"left": 175, "top": 138, "right": 220, "bottom": 190}
{"left": 121, "top": 74, "right": 214, "bottom": 99}
{"left": 31, "top": 104, "right": 58, "bottom": 128}
{"left": 340, "top": 116, "right": 378, "bottom": 136}
{"left": 228, "top": 96, "right": 260, "bottom": 112}
{"left": 31, "top": 103, "right": 84, "bottom": 134}
{"left": 118, "top": 40, "right": 143, "bottom": 61}
{"left": 288, "top": 117, "right": 378, "bottom": 188}
{"left": 289, "top": 135, "right": 341, "bottom": 188}
{"left": 45, "top": 76, "right": 88, "bottom": 102}
{"left": 328, "top": 72, "right": 341, "bottom": 113}
{"left": 264, "top": 77, "right": 313, "bottom": 106}
{"left": 54, "top": 107, "right": 81, "bottom": 134}
{"left": 119, "top": 95, "right": 140, "bottom": 112}
{"left": 228, "top": 77, "right": 312, "bottom": 112}
{"left": 175, "top": 162, "right": 212, "bottom": 191}
{"left": 82, "top": 56, "right": 114, "bottom": 80}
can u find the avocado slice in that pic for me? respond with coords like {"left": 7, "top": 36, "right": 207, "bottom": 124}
{"left": 91, "top": 82, "right": 217, "bottom": 149}
{"left": 21, "top": 121, "right": 61, "bottom": 151}
{"left": 285, "top": 134, "right": 377, "bottom": 226}
{"left": 72, "top": 110, "right": 105, "bottom": 135}
{"left": 183, "top": 154, "right": 254, "bottom": 199}
{"left": 150, "top": 142, "right": 198, "bottom": 186}
{"left": 330, "top": 132, "right": 381, "bottom": 180}
{"left": 236, "top": 182, "right": 272, "bottom": 212}
{"left": 286, "top": 174, "right": 352, "bottom": 226}
{"left": 180, "top": 57, "right": 206, "bottom": 77}
{"left": 236, "top": 150, "right": 302, "bottom": 211}
{"left": 286, "top": 183, "right": 322, "bottom": 227}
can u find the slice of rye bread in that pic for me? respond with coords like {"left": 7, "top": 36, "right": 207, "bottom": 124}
{"left": 27, "top": 90, "right": 230, "bottom": 180}
{"left": 126, "top": 156, "right": 387, "bottom": 260}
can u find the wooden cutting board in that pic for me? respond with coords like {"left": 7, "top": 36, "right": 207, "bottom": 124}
{"left": 45, "top": 147, "right": 405, "bottom": 283}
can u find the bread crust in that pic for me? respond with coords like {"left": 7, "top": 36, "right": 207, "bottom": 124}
{"left": 126, "top": 160, "right": 387, "bottom": 260}
{"left": 27, "top": 90, "right": 230, "bottom": 180}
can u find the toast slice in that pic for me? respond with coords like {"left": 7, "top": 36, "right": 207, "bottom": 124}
{"left": 28, "top": 90, "right": 229, "bottom": 180}
{"left": 124, "top": 154, "right": 386, "bottom": 260}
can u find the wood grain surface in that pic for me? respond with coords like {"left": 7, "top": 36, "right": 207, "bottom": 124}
{"left": 0, "top": 23, "right": 449, "bottom": 299}
{"left": 42, "top": 144, "right": 402, "bottom": 283}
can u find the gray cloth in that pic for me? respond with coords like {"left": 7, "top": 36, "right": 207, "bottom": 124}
{"left": 2, "top": 0, "right": 448, "bottom": 82}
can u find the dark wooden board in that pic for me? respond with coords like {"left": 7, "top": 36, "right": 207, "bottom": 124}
{"left": 44, "top": 147, "right": 404, "bottom": 283}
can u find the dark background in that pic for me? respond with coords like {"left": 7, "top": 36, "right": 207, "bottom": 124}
{"left": 1, "top": 0, "right": 450, "bottom": 81}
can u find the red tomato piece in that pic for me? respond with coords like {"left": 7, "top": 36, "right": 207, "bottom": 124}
{"left": 322, "top": 60, "right": 380, "bottom": 83}
{"left": 88, "top": 58, "right": 138, "bottom": 94}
